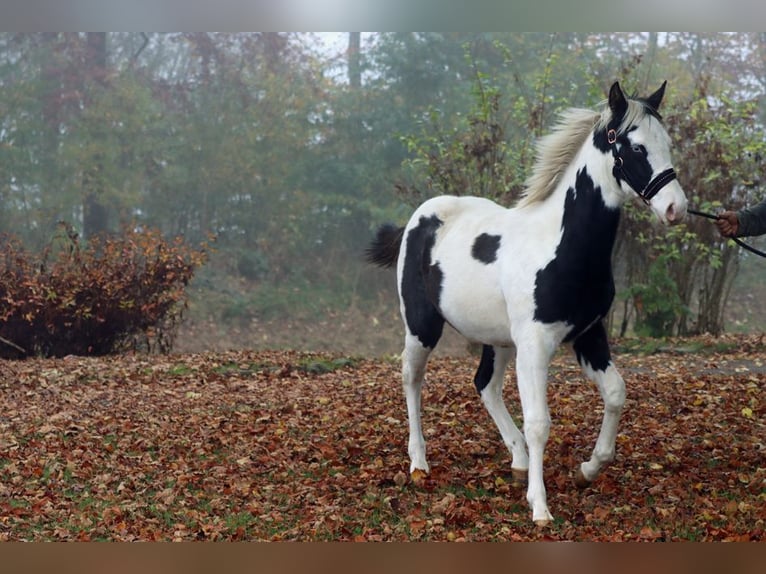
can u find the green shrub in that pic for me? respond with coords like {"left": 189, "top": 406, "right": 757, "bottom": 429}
{"left": 0, "top": 223, "right": 208, "bottom": 358}
{"left": 626, "top": 251, "right": 687, "bottom": 338}
{"left": 235, "top": 248, "right": 269, "bottom": 281}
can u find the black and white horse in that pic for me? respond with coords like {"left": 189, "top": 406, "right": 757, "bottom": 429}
{"left": 367, "top": 82, "right": 687, "bottom": 526}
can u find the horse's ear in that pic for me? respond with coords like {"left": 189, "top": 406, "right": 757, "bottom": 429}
{"left": 608, "top": 81, "right": 628, "bottom": 118}
{"left": 645, "top": 81, "right": 667, "bottom": 111}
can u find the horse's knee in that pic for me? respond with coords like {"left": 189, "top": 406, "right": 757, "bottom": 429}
{"left": 524, "top": 417, "right": 551, "bottom": 445}
{"left": 602, "top": 370, "right": 625, "bottom": 411}
{"left": 402, "top": 353, "right": 427, "bottom": 387}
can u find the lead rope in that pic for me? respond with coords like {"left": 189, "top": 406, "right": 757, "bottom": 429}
{"left": 687, "top": 208, "right": 766, "bottom": 258}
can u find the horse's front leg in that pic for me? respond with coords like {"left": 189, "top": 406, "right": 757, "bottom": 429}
{"left": 572, "top": 322, "right": 626, "bottom": 487}
{"left": 514, "top": 330, "right": 556, "bottom": 526}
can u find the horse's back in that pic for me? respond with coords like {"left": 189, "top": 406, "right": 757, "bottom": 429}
{"left": 409, "top": 195, "right": 506, "bottom": 223}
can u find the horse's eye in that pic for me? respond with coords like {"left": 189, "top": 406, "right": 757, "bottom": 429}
{"left": 631, "top": 144, "right": 645, "bottom": 154}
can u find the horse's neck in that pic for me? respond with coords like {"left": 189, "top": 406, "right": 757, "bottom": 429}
{"left": 550, "top": 150, "right": 622, "bottom": 257}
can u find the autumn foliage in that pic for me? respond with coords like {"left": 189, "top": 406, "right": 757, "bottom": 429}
{"left": 0, "top": 224, "right": 207, "bottom": 358}
{"left": 0, "top": 337, "right": 763, "bottom": 541}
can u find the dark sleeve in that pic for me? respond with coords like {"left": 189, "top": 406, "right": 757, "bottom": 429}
{"left": 736, "top": 198, "right": 766, "bottom": 237}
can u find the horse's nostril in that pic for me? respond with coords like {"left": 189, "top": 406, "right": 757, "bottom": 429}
{"left": 666, "top": 203, "right": 677, "bottom": 222}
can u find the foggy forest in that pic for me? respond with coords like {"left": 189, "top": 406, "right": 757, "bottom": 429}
{"left": 2, "top": 32, "right": 766, "bottom": 356}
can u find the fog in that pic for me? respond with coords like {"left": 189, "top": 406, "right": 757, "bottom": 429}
{"left": 1, "top": 33, "right": 765, "bottom": 356}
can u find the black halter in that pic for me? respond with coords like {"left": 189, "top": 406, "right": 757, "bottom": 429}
{"left": 607, "top": 128, "right": 677, "bottom": 205}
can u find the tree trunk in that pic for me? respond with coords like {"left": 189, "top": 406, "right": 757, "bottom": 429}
{"left": 696, "top": 247, "right": 737, "bottom": 335}
{"left": 82, "top": 32, "right": 109, "bottom": 240}
{"left": 39, "top": 33, "right": 63, "bottom": 242}
{"left": 643, "top": 33, "right": 658, "bottom": 91}
{"left": 348, "top": 32, "right": 361, "bottom": 89}
{"left": 262, "top": 32, "right": 286, "bottom": 73}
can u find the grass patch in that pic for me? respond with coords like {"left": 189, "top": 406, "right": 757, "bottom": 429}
{"left": 295, "top": 356, "right": 361, "bottom": 374}
{"left": 218, "top": 279, "right": 355, "bottom": 324}
{"left": 614, "top": 336, "right": 750, "bottom": 356}
{"left": 224, "top": 511, "right": 258, "bottom": 533}
{"left": 211, "top": 362, "right": 265, "bottom": 376}
{"left": 168, "top": 364, "right": 194, "bottom": 376}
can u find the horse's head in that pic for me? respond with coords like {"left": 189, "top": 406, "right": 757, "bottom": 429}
{"left": 603, "top": 81, "right": 687, "bottom": 225}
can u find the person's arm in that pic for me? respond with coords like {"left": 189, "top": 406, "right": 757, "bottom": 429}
{"left": 735, "top": 198, "right": 766, "bottom": 237}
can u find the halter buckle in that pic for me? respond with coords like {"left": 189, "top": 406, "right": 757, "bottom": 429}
{"left": 607, "top": 129, "right": 617, "bottom": 144}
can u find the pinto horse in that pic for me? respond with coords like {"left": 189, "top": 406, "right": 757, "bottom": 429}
{"left": 366, "top": 82, "right": 687, "bottom": 526}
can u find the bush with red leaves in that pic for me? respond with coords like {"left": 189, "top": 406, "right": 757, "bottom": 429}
{"left": 0, "top": 224, "right": 207, "bottom": 358}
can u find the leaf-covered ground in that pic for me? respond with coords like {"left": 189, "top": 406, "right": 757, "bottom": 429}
{"left": 0, "top": 335, "right": 764, "bottom": 541}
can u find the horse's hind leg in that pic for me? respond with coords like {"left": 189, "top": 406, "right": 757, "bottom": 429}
{"left": 401, "top": 332, "right": 437, "bottom": 474}
{"left": 572, "top": 321, "right": 626, "bottom": 487}
{"left": 474, "top": 345, "right": 528, "bottom": 481}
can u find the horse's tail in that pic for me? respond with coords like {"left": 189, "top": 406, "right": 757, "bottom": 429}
{"left": 365, "top": 224, "right": 405, "bottom": 269}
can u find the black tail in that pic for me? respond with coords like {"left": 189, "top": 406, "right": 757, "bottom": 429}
{"left": 365, "top": 224, "right": 405, "bottom": 269}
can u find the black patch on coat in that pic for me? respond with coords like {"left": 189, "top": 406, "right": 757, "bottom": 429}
{"left": 533, "top": 168, "right": 620, "bottom": 342}
{"left": 606, "top": 127, "right": 655, "bottom": 194}
{"left": 473, "top": 345, "right": 496, "bottom": 395}
{"left": 401, "top": 215, "right": 445, "bottom": 349}
{"left": 471, "top": 233, "right": 501, "bottom": 264}
{"left": 573, "top": 320, "right": 611, "bottom": 373}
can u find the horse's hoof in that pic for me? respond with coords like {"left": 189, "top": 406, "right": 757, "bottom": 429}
{"left": 411, "top": 468, "right": 428, "bottom": 484}
{"left": 511, "top": 468, "right": 528, "bottom": 484}
{"left": 574, "top": 468, "right": 591, "bottom": 489}
{"left": 533, "top": 518, "right": 552, "bottom": 528}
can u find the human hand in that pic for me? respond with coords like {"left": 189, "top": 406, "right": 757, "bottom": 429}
{"left": 715, "top": 211, "right": 739, "bottom": 237}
